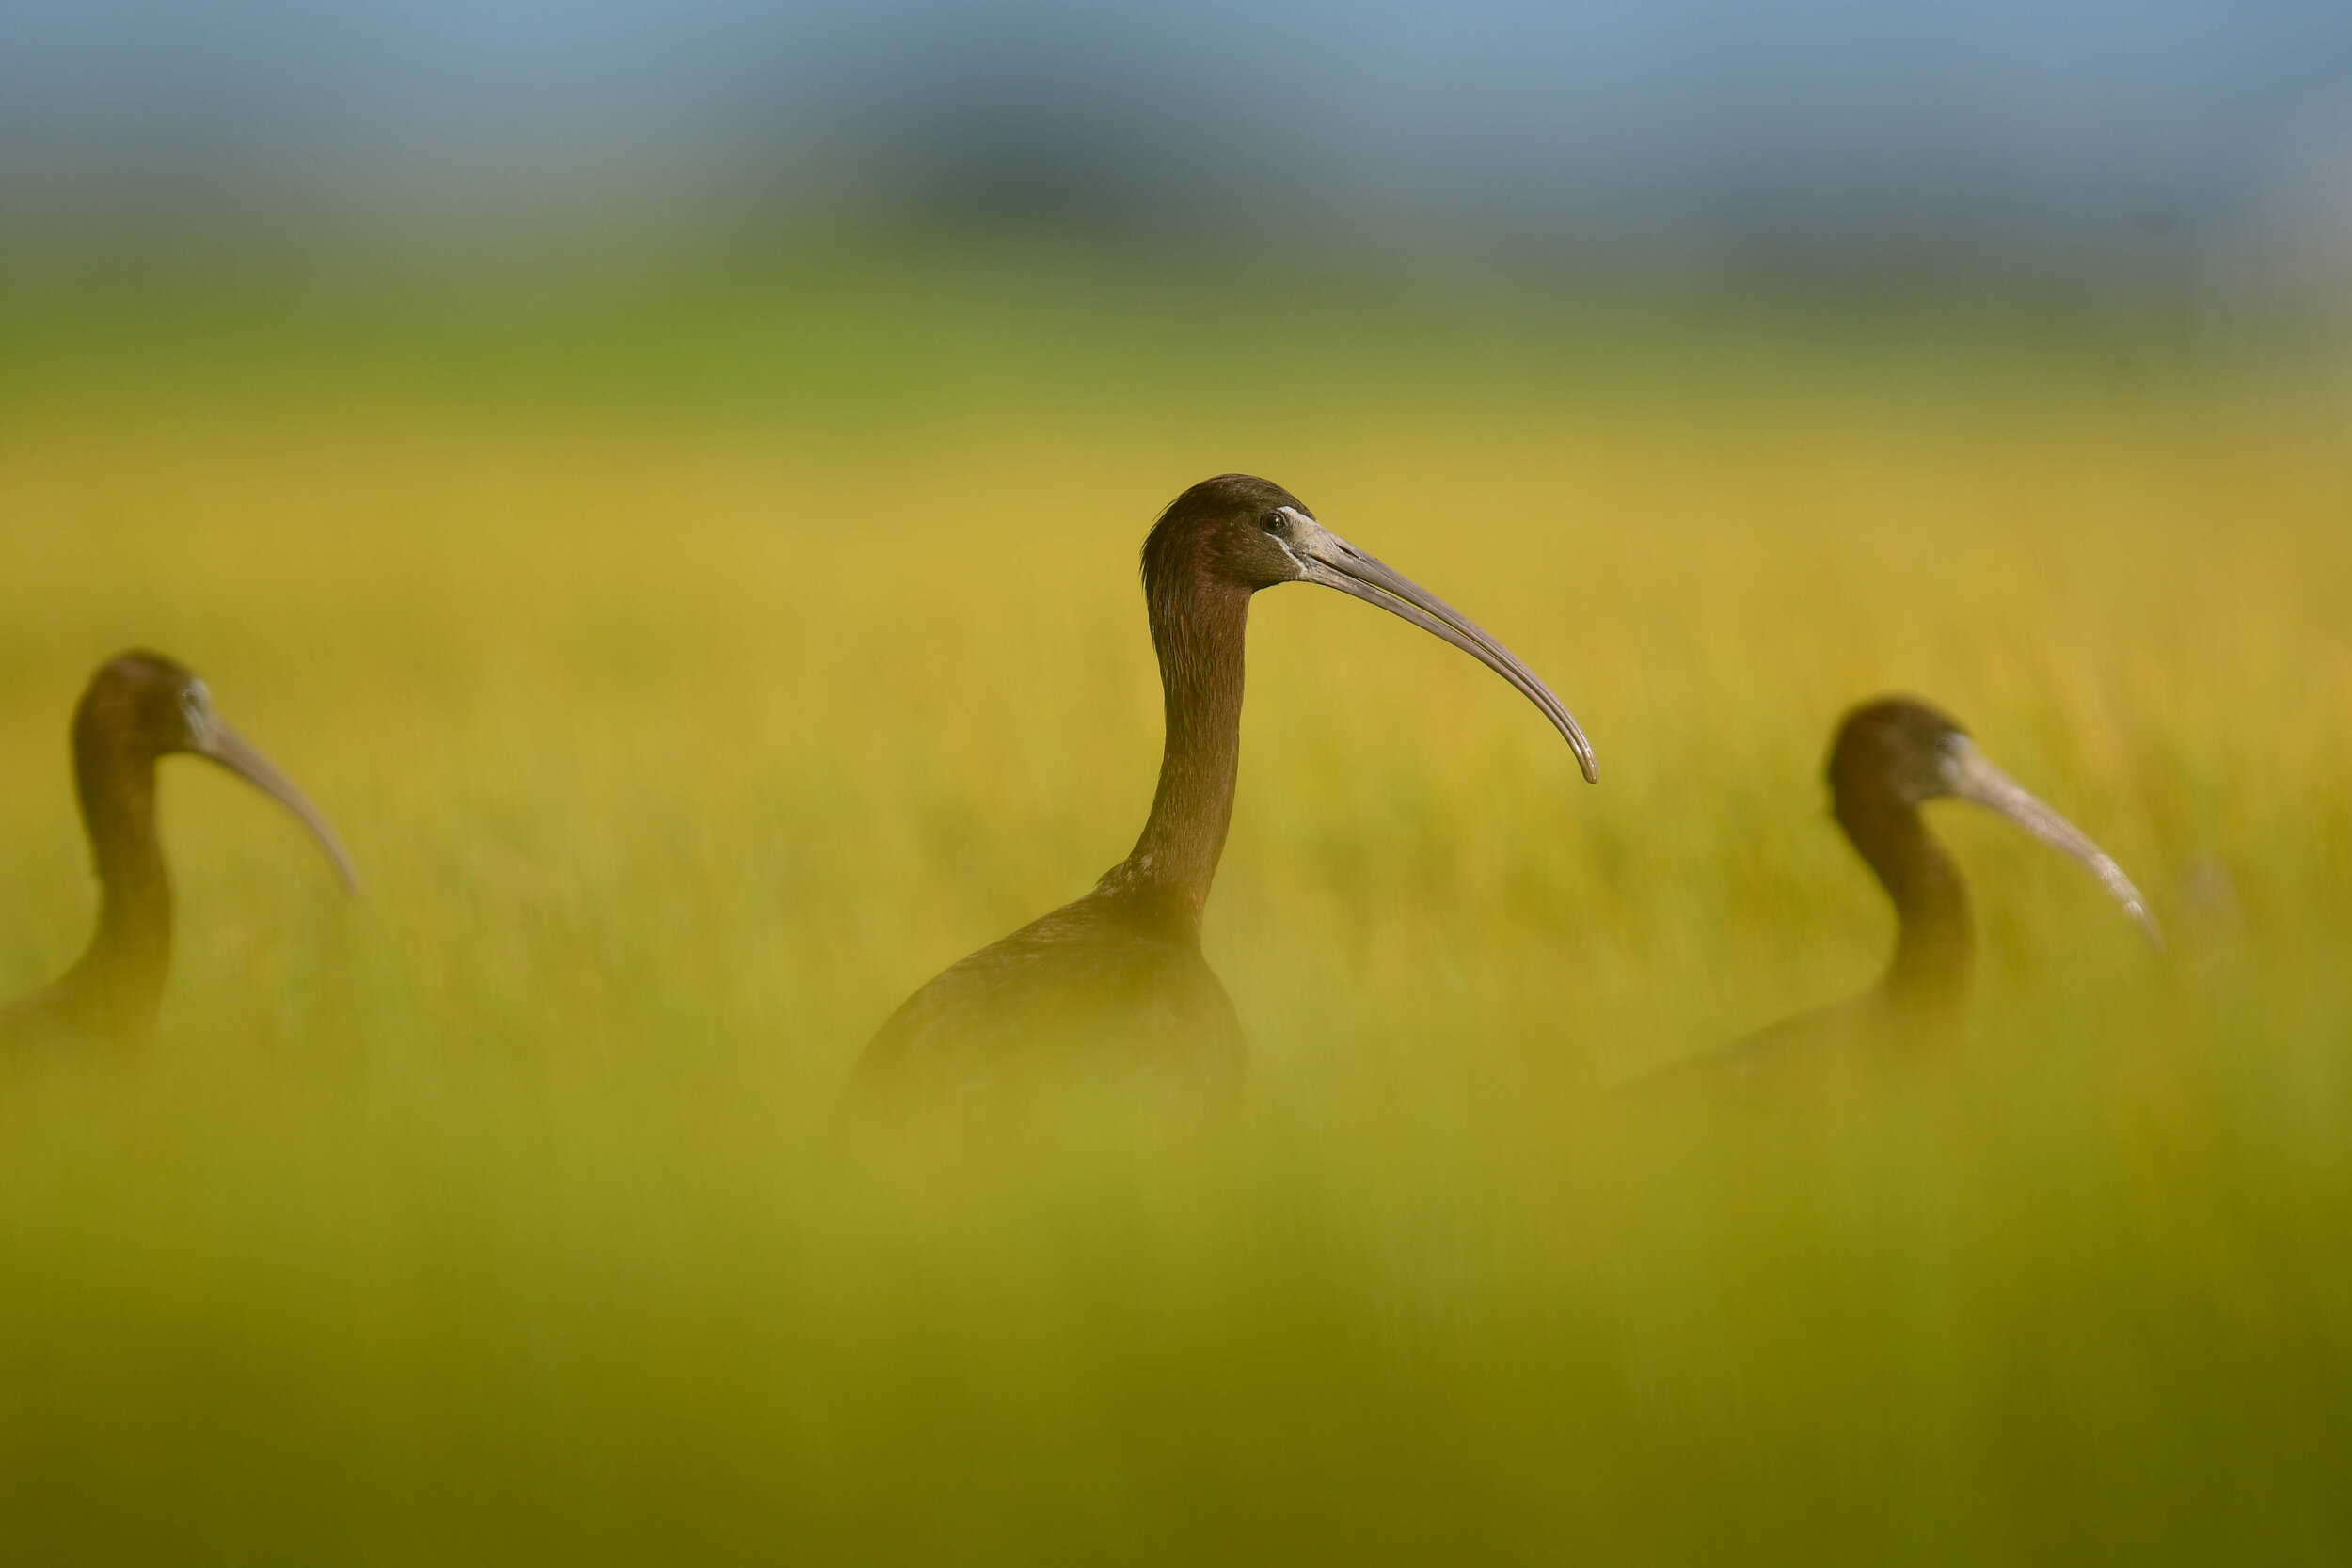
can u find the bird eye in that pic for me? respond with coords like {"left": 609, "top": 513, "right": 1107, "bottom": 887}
{"left": 1260, "top": 511, "right": 1287, "bottom": 534}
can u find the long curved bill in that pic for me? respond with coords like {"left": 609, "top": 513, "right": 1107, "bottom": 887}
{"left": 192, "top": 719, "right": 363, "bottom": 894}
{"left": 1948, "top": 740, "right": 2159, "bottom": 948}
{"left": 1282, "top": 509, "right": 1599, "bottom": 783}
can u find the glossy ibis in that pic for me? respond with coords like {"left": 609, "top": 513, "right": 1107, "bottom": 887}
{"left": 1688, "top": 696, "right": 2158, "bottom": 1075}
{"left": 1, "top": 652, "right": 358, "bottom": 1052}
{"left": 852, "top": 474, "right": 1596, "bottom": 1102}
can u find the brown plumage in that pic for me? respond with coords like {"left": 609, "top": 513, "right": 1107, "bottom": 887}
{"left": 1681, "top": 696, "right": 2158, "bottom": 1077}
{"left": 2, "top": 652, "right": 358, "bottom": 1052}
{"left": 851, "top": 474, "right": 1596, "bottom": 1104}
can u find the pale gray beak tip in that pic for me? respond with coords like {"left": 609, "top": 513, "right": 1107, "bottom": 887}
{"left": 1948, "top": 742, "right": 2163, "bottom": 957}
{"left": 1298, "top": 530, "right": 1598, "bottom": 787}
{"left": 192, "top": 716, "right": 363, "bottom": 898}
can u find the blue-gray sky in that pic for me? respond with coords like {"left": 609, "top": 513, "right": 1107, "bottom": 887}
{"left": 3, "top": 1, "right": 2348, "bottom": 277}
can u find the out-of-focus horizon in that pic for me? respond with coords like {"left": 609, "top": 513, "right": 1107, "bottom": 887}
{"left": 5, "top": 0, "right": 2350, "bottom": 299}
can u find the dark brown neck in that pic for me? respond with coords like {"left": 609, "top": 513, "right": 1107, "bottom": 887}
{"left": 1836, "top": 790, "right": 1973, "bottom": 1029}
{"left": 65, "top": 726, "right": 172, "bottom": 1037}
{"left": 1103, "top": 553, "right": 1252, "bottom": 927}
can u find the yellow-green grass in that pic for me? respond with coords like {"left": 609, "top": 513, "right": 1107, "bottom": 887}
{"left": 1, "top": 264, "right": 2347, "bottom": 1562}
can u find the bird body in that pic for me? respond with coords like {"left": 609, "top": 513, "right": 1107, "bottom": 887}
{"left": 1677, "top": 696, "right": 2157, "bottom": 1079}
{"left": 852, "top": 474, "right": 1594, "bottom": 1102}
{"left": 2, "top": 652, "right": 358, "bottom": 1053}
{"left": 856, "top": 880, "right": 1245, "bottom": 1104}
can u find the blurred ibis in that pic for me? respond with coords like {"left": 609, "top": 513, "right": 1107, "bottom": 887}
{"left": 1691, "top": 696, "right": 2158, "bottom": 1075}
{"left": 851, "top": 474, "right": 1596, "bottom": 1102}
{"left": 1, "top": 652, "right": 358, "bottom": 1052}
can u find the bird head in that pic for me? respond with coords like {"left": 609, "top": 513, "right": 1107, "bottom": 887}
{"left": 1828, "top": 695, "right": 2158, "bottom": 946}
{"left": 77, "top": 651, "right": 361, "bottom": 893}
{"left": 1143, "top": 475, "right": 1598, "bottom": 783}
{"left": 1828, "top": 697, "right": 1974, "bottom": 809}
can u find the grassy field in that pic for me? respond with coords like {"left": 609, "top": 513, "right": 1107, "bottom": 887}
{"left": 1, "top": 257, "right": 2348, "bottom": 1562}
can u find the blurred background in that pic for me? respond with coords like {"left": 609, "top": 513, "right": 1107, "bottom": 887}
{"left": 4, "top": 0, "right": 2350, "bottom": 298}
{"left": 4, "top": 7, "right": 2351, "bottom": 1563}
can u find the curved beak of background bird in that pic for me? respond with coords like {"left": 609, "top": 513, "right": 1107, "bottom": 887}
{"left": 1947, "top": 739, "right": 2159, "bottom": 948}
{"left": 1288, "top": 515, "right": 1599, "bottom": 783}
{"left": 192, "top": 720, "right": 363, "bottom": 894}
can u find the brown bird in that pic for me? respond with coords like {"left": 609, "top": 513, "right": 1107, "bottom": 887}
{"left": 1688, "top": 696, "right": 2158, "bottom": 1076}
{"left": 1, "top": 652, "right": 358, "bottom": 1052}
{"left": 852, "top": 474, "right": 1596, "bottom": 1104}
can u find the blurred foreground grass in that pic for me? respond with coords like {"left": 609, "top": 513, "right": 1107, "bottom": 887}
{"left": 1, "top": 258, "right": 2348, "bottom": 1561}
